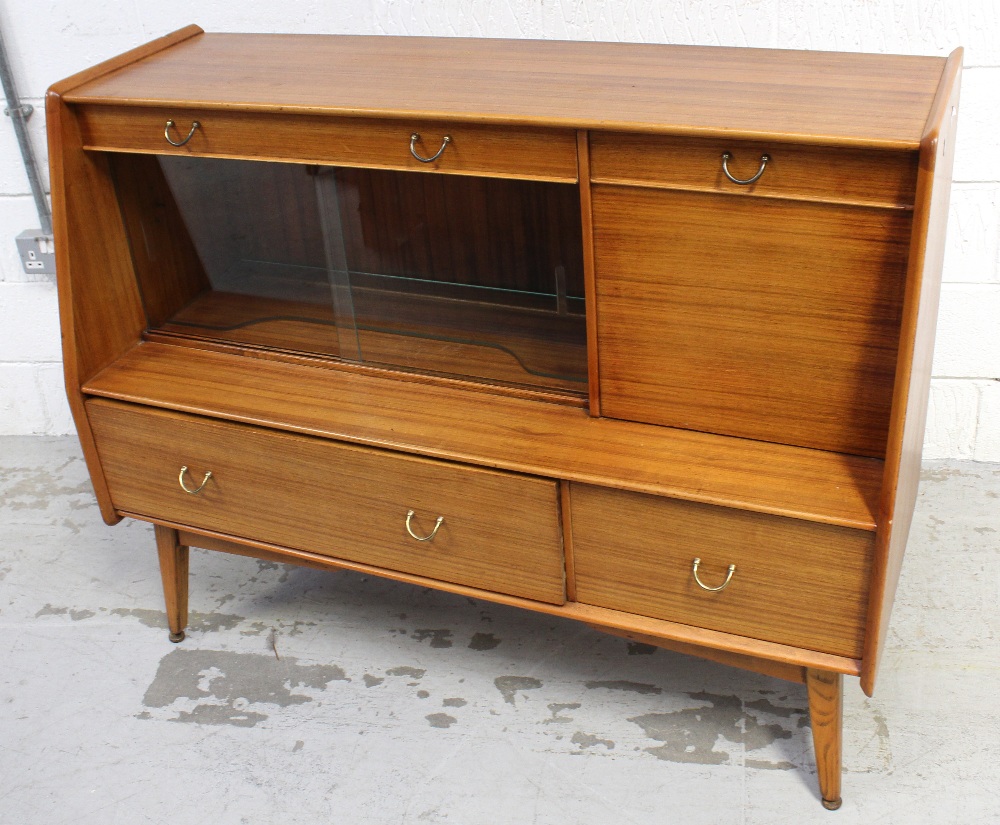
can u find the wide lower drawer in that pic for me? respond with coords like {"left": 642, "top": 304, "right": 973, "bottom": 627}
{"left": 570, "top": 483, "right": 873, "bottom": 657}
{"left": 75, "top": 104, "right": 579, "bottom": 182}
{"left": 86, "top": 399, "right": 566, "bottom": 604}
{"left": 589, "top": 132, "right": 918, "bottom": 208}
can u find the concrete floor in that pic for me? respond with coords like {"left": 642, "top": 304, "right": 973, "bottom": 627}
{"left": 1, "top": 436, "right": 998, "bottom": 825}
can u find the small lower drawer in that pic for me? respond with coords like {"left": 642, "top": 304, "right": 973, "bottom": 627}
{"left": 86, "top": 399, "right": 566, "bottom": 604}
{"left": 570, "top": 483, "right": 873, "bottom": 657}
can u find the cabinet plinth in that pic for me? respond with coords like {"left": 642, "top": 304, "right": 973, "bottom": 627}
{"left": 48, "top": 27, "right": 961, "bottom": 809}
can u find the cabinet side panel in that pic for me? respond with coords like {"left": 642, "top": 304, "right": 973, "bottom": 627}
{"left": 46, "top": 91, "right": 125, "bottom": 523}
{"left": 109, "top": 153, "right": 210, "bottom": 327}
{"left": 48, "top": 32, "right": 203, "bottom": 525}
{"left": 862, "top": 52, "right": 963, "bottom": 696}
{"left": 53, "top": 105, "right": 146, "bottom": 381}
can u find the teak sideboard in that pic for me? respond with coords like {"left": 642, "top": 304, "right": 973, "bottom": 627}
{"left": 48, "top": 27, "right": 961, "bottom": 809}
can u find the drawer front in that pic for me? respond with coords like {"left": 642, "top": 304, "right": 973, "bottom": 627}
{"left": 589, "top": 133, "right": 918, "bottom": 209}
{"left": 87, "top": 399, "right": 565, "bottom": 604}
{"left": 570, "top": 484, "right": 873, "bottom": 658}
{"left": 76, "top": 104, "right": 579, "bottom": 182}
{"left": 593, "top": 184, "right": 910, "bottom": 457}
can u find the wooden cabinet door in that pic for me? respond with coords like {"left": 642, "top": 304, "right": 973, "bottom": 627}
{"left": 592, "top": 185, "right": 912, "bottom": 457}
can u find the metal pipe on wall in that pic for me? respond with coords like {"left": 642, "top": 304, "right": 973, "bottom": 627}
{"left": 0, "top": 21, "right": 52, "bottom": 235}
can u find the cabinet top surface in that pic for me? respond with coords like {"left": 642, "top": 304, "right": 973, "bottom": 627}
{"left": 59, "top": 31, "right": 950, "bottom": 148}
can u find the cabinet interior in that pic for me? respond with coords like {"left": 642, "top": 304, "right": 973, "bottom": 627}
{"left": 110, "top": 153, "right": 587, "bottom": 395}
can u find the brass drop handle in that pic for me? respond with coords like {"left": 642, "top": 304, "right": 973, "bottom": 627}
{"left": 409, "top": 133, "right": 451, "bottom": 163}
{"left": 405, "top": 509, "right": 444, "bottom": 541}
{"left": 691, "top": 557, "right": 736, "bottom": 592}
{"left": 178, "top": 465, "right": 212, "bottom": 495}
{"left": 721, "top": 151, "right": 770, "bottom": 185}
{"left": 164, "top": 119, "right": 200, "bottom": 147}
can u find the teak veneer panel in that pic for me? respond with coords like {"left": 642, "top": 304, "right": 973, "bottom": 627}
{"left": 82, "top": 342, "right": 882, "bottom": 530}
{"left": 571, "top": 484, "right": 874, "bottom": 658}
{"left": 862, "top": 49, "right": 963, "bottom": 695}
{"left": 110, "top": 152, "right": 209, "bottom": 328}
{"left": 78, "top": 105, "right": 579, "bottom": 183}
{"left": 63, "top": 33, "right": 946, "bottom": 148}
{"left": 88, "top": 399, "right": 565, "bottom": 604}
{"left": 590, "top": 133, "right": 919, "bottom": 209}
{"left": 594, "top": 185, "right": 911, "bottom": 457}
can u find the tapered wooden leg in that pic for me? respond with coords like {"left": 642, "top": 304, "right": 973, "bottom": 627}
{"left": 154, "top": 524, "right": 189, "bottom": 643}
{"left": 806, "top": 668, "right": 843, "bottom": 810}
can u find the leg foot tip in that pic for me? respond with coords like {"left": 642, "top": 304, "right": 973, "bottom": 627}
{"left": 822, "top": 797, "right": 842, "bottom": 811}
{"left": 168, "top": 630, "right": 185, "bottom": 643}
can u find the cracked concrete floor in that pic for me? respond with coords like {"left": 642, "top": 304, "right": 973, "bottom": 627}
{"left": 1, "top": 436, "right": 998, "bottom": 824}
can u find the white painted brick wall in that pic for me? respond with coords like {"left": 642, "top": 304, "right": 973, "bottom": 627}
{"left": 944, "top": 184, "right": 1000, "bottom": 284}
{"left": 923, "top": 380, "right": 982, "bottom": 460}
{"left": 933, "top": 284, "right": 1000, "bottom": 378}
{"left": 0, "top": 1, "right": 997, "bottom": 458}
{"left": 975, "top": 382, "right": 1000, "bottom": 461}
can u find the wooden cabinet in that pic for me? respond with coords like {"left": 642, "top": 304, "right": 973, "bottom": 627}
{"left": 48, "top": 26, "right": 961, "bottom": 810}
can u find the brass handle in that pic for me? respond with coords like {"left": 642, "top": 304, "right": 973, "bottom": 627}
{"left": 164, "top": 119, "right": 200, "bottom": 147}
{"left": 178, "top": 465, "right": 212, "bottom": 495}
{"left": 721, "top": 151, "right": 770, "bottom": 185}
{"left": 405, "top": 509, "right": 444, "bottom": 541}
{"left": 409, "top": 133, "right": 451, "bottom": 163}
{"left": 691, "top": 557, "right": 736, "bottom": 592}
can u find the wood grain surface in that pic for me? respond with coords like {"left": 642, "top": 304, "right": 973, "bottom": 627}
{"left": 158, "top": 289, "right": 587, "bottom": 394}
{"left": 154, "top": 524, "right": 189, "bottom": 640}
{"left": 806, "top": 669, "right": 844, "bottom": 809}
{"left": 84, "top": 342, "right": 884, "bottom": 530}
{"left": 584, "top": 624, "right": 808, "bottom": 684}
{"left": 63, "top": 33, "right": 946, "bottom": 148}
{"left": 571, "top": 483, "right": 874, "bottom": 658}
{"left": 77, "top": 104, "right": 579, "bottom": 182}
{"left": 88, "top": 398, "right": 566, "bottom": 604}
{"left": 593, "top": 185, "right": 912, "bottom": 457}
{"left": 861, "top": 49, "right": 963, "bottom": 696}
{"left": 155, "top": 522, "right": 858, "bottom": 674}
{"left": 590, "top": 133, "right": 919, "bottom": 209}
{"left": 110, "top": 153, "right": 209, "bottom": 327}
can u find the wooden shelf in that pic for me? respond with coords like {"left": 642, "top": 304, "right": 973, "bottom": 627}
{"left": 84, "top": 341, "right": 882, "bottom": 531}
{"left": 161, "top": 287, "right": 588, "bottom": 393}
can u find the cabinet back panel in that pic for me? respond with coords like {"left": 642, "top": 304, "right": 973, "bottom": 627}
{"left": 594, "top": 186, "right": 911, "bottom": 457}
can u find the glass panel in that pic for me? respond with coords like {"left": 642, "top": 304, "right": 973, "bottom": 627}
{"left": 117, "top": 155, "right": 586, "bottom": 394}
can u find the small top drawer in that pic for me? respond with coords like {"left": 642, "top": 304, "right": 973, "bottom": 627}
{"left": 75, "top": 104, "right": 579, "bottom": 182}
{"left": 589, "top": 132, "right": 919, "bottom": 208}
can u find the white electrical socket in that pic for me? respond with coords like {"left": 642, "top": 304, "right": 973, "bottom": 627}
{"left": 15, "top": 229, "right": 55, "bottom": 277}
